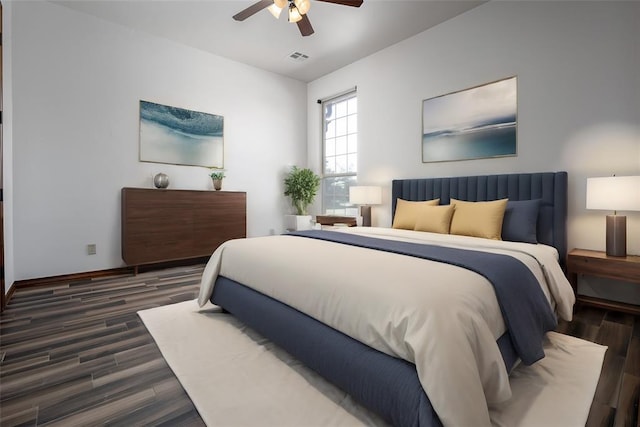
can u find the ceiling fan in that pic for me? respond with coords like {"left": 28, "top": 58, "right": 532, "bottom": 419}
{"left": 233, "top": 0, "right": 364, "bottom": 37}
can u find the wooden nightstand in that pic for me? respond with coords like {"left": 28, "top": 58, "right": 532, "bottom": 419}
{"left": 567, "top": 249, "right": 640, "bottom": 315}
{"left": 315, "top": 215, "right": 357, "bottom": 227}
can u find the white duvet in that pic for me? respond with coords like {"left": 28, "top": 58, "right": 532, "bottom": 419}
{"left": 197, "top": 227, "right": 575, "bottom": 427}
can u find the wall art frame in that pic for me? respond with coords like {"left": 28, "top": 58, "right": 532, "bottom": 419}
{"left": 421, "top": 76, "right": 517, "bottom": 163}
{"left": 139, "top": 100, "right": 224, "bottom": 168}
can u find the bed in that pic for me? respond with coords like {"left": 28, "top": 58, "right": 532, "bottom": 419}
{"left": 197, "top": 171, "right": 575, "bottom": 427}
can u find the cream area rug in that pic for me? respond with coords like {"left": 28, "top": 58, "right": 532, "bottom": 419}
{"left": 138, "top": 300, "right": 606, "bottom": 427}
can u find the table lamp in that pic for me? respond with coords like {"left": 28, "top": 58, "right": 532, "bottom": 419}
{"left": 349, "top": 186, "right": 382, "bottom": 227}
{"left": 586, "top": 175, "right": 640, "bottom": 257}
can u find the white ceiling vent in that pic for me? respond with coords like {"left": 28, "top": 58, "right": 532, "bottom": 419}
{"left": 288, "top": 51, "right": 309, "bottom": 62}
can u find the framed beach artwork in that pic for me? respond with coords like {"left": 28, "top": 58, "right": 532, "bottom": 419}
{"left": 139, "top": 100, "right": 224, "bottom": 168}
{"left": 422, "top": 76, "right": 517, "bottom": 163}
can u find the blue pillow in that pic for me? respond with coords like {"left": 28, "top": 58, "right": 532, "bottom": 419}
{"left": 501, "top": 199, "right": 540, "bottom": 244}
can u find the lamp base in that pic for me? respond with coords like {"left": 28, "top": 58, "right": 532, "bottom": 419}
{"left": 360, "top": 205, "right": 372, "bottom": 227}
{"left": 606, "top": 215, "right": 626, "bottom": 257}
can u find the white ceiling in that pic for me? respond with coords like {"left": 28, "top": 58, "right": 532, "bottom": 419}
{"left": 53, "top": 0, "right": 485, "bottom": 82}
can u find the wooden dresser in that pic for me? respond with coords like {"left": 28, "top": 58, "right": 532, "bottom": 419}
{"left": 121, "top": 188, "right": 246, "bottom": 269}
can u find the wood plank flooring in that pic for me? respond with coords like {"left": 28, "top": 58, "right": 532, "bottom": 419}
{"left": 557, "top": 306, "right": 640, "bottom": 427}
{"left": 0, "top": 265, "right": 638, "bottom": 426}
{"left": 0, "top": 265, "right": 205, "bottom": 426}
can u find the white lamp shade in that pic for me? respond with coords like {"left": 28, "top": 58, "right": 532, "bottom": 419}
{"left": 586, "top": 176, "right": 640, "bottom": 212}
{"left": 267, "top": 4, "right": 283, "bottom": 18}
{"left": 288, "top": 5, "right": 302, "bottom": 23}
{"left": 274, "top": 0, "right": 288, "bottom": 8}
{"left": 294, "top": 0, "right": 311, "bottom": 14}
{"left": 349, "top": 186, "right": 382, "bottom": 205}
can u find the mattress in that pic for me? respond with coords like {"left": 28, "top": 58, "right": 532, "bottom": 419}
{"left": 198, "top": 227, "right": 575, "bottom": 426}
{"left": 211, "top": 275, "right": 522, "bottom": 427}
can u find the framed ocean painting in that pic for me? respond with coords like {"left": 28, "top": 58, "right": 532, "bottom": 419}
{"left": 139, "top": 100, "right": 224, "bottom": 168}
{"left": 422, "top": 76, "right": 517, "bottom": 163}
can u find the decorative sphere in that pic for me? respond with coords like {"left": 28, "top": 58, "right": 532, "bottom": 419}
{"left": 153, "top": 173, "right": 169, "bottom": 189}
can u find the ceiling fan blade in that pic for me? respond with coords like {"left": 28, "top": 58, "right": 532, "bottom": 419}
{"left": 315, "top": 0, "right": 363, "bottom": 7}
{"left": 233, "top": 0, "right": 273, "bottom": 21}
{"left": 297, "top": 14, "right": 315, "bottom": 36}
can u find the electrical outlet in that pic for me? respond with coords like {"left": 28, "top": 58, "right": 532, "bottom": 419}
{"left": 87, "top": 244, "right": 97, "bottom": 255}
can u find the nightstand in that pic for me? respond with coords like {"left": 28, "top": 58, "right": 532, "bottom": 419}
{"left": 315, "top": 215, "right": 357, "bottom": 227}
{"left": 566, "top": 249, "right": 640, "bottom": 315}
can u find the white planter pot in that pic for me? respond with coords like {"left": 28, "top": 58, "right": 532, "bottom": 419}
{"left": 284, "top": 215, "right": 312, "bottom": 231}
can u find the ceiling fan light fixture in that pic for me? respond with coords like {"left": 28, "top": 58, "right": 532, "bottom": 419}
{"left": 267, "top": 3, "right": 283, "bottom": 19}
{"left": 273, "top": 0, "right": 287, "bottom": 8}
{"left": 233, "top": 0, "right": 362, "bottom": 36}
{"left": 288, "top": 4, "right": 302, "bottom": 23}
{"left": 293, "top": 0, "right": 310, "bottom": 15}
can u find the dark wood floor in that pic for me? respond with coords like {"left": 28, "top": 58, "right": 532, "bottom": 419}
{"left": 0, "top": 265, "right": 206, "bottom": 426}
{"left": 556, "top": 306, "right": 640, "bottom": 427}
{"left": 0, "top": 265, "right": 638, "bottom": 426}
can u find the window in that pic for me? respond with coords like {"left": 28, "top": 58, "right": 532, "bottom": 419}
{"left": 321, "top": 91, "right": 358, "bottom": 216}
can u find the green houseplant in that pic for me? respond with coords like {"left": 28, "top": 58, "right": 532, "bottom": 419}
{"left": 209, "top": 170, "right": 225, "bottom": 180}
{"left": 209, "top": 170, "right": 226, "bottom": 191}
{"left": 284, "top": 166, "right": 320, "bottom": 215}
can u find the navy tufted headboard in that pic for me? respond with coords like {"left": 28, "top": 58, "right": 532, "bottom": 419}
{"left": 391, "top": 172, "right": 568, "bottom": 268}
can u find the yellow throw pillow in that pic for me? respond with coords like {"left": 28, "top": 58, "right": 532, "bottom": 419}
{"left": 449, "top": 198, "right": 508, "bottom": 240}
{"left": 414, "top": 205, "right": 455, "bottom": 234}
{"left": 392, "top": 198, "right": 440, "bottom": 230}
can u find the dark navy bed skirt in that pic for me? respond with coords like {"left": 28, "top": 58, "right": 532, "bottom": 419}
{"left": 211, "top": 276, "right": 518, "bottom": 427}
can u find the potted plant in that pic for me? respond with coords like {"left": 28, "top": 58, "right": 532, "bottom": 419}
{"left": 210, "top": 170, "right": 225, "bottom": 191}
{"left": 284, "top": 166, "right": 320, "bottom": 231}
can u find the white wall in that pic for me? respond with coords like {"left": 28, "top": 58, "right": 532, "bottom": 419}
{"left": 7, "top": 1, "right": 307, "bottom": 282}
{"left": 308, "top": 1, "right": 640, "bottom": 255}
{"left": 3, "top": 1, "right": 15, "bottom": 290}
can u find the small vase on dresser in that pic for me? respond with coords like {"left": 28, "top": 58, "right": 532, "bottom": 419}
{"left": 153, "top": 173, "right": 169, "bottom": 189}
